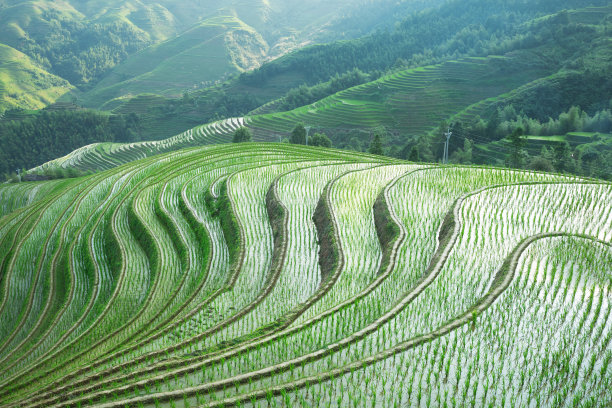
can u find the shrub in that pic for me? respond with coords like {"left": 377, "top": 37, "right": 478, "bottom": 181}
{"left": 232, "top": 127, "right": 252, "bottom": 143}
{"left": 309, "top": 133, "right": 332, "bottom": 148}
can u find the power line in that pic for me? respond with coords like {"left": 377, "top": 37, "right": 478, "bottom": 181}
{"left": 443, "top": 127, "right": 452, "bottom": 164}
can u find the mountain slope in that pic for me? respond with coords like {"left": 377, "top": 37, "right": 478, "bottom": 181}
{"left": 29, "top": 52, "right": 550, "bottom": 172}
{"left": 72, "top": 0, "right": 447, "bottom": 108}
{"left": 83, "top": 0, "right": 611, "bottom": 141}
{"left": 28, "top": 5, "right": 612, "bottom": 181}
{"left": 0, "top": 43, "right": 72, "bottom": 110}
{"left": 78, "top": 14, "right": 269, "bottom": 106}
{"left": 246, "top": 55, "right": 550, "bottom": 143}
{"left": 0, "top": 0, "right": 435, "bottom": 111}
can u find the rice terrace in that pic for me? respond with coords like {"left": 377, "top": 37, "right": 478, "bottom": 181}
{"left": 1, "top": 0, "right": 612, "bottom": 407}
{"left": 0, "top": 142, "right": 609, "bottom": 407}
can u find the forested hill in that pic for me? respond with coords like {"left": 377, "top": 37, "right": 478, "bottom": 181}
{"left": 240, "top": 0, "right": 611, "bottom": 85}
{"left": 0, "top": 44, "right": 72, "bottom": 109}
{"left": 79, "top": 0, "right": 612, "bottom": 141}
{"left": 0, "top": 0, "right": 441, "bottom": 111}
{"left": 14, "top": 4, "right": 611, "bottom": 183}
{"left": 2, "top": 0, "right": 612, "bottom": 181}
{"left": 2, "top": 0, "right": 606, "bottom": 114}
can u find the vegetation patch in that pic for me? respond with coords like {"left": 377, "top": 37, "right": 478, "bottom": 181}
{"left": 312, "top": 184, "right": 339, "bottom": 285}
{"left": 216, "top": 180, "right": 241, "bottom": 271}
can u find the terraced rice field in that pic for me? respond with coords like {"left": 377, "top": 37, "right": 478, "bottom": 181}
{"left": 0, "top": 144, "right": 610, "bottom": 407}
{"left": 246, "top": 55, "right": 550, "bottom": 140}
{"left": 32, "top": 53, "right": 553, "bottom": 176}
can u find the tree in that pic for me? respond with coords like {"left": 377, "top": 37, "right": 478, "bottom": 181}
{"left": 232, "top": 127, "right": 252, "bottom": 143}
{"left": 309, "top": 132, "right": 332, "bottom": 148}
{"left": 554, "top": 142, "right": 578, "bottom": 173}
{"left": 450, "top": 138, "right": 473, "bottom": 164}
{"left": 408, "top": 146, "right": 420, "bottom": 162}
{"left": 506, "top": 127, "right": 527, "bottom": 168}
{"left": 290, "top": 123, "right": 307, "bottom": 145}
{"left": 486, "top": 109, "right": 500, "bottom": 140}
{"left": 416, "top": 135, "right": 434, "bottom": 162}
{"left": 540, "top": 145, "right": 555, "bottom": 162}
{"left": 368, "top": 132, "right": 384, "bottom": 156}
{"left": 528, "top": 156, "right": 555, "bottom": 173}
{"left": 590, "top": 151, "right": 612, "bottom": 180}
{"left": 558, "top": 106, "right": 582, "bottom": 134}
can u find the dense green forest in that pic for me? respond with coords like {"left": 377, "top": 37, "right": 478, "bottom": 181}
{"left": 0, "top": 5, "right": 151, "bottom": 87}
{"left": 0, "top": 110, "right": 141, "bottom": 177}
{"left": 18, "top": 17, "right": 151, "bottom": 87}
{"left": 239, "top": 0, "right": 611, "bottom": 85}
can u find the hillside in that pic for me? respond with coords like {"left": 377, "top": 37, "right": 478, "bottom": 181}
{"left": 33, "top": 54, "right": 531, "bottom": 173}
{"left": 2, "top": 1, "right": 611, "bottom": 183}
{"left": 75, "top": 1, "right": 612, "bottom": 142}
{"left": 0, "top": 108, "right": 144, "bottom": 177}
{"left": 0, "top": 144, "right": 610, "bottom": 407}
{"left": 30, "top": 46, "right": 609, "bottom": 180}
{"left": 246, "top": 55, "right": 549, "bottom": 144}
{"left": 0, "top": 0, "right": 152, "bottom": 88}
{"left": 0, "top": 0, "right": 435, "bottom": 111}
{"left": 0, "top": 44, "right": 71, "bottom": 110}
{"left": 24, "top": 3, "right": 612, "bottom": 181}
{"left": 77, "top": 15, "right": 270, "bottom": 106}
{"left": 24, "top": 47, "right": 540, "bottom": 170}
{"left": 1, "top": 0, "right": 608, "bottom": 115}
{"left": 0, "top": 1, "right": 610, "bottom": 406}
{"left": 75, "top": 0, "right": 445, "bottom": 107}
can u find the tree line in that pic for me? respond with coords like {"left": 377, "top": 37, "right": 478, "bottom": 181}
{"left": 0, "top": 110, "right": 142, "bottom": 179}
{"left": 273, "top": 69, "right": 379, "bottom": 113}
{"left": 401, "top": 104, "right": 612, "bottom": 180}
{"left": 232, "top": 123, "right": 334, "bottom": 148}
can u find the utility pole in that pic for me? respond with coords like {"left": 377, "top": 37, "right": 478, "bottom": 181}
{"left": 443, "top": 127, "right": 452, "bottom": 164}
{"left": 305, "top": 126, "right": 311, "bottom": 146}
